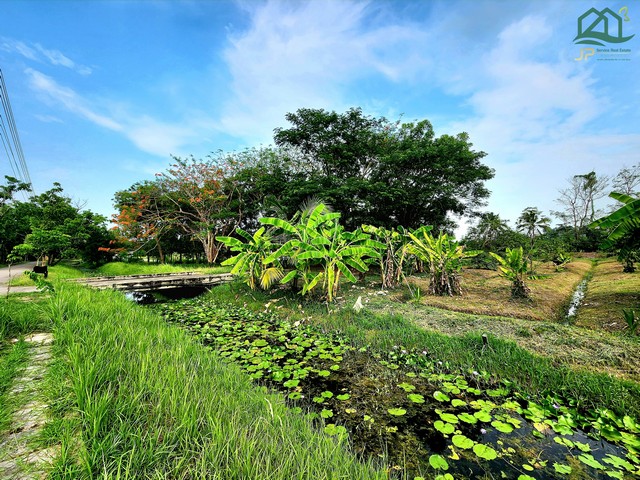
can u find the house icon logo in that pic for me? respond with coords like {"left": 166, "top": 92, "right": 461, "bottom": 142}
{"left": 574, "top": 7, "right": 634, "bottom": 46}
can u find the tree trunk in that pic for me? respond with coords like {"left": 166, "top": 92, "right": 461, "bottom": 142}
{"left": 201, "top": 231, "right": 220, "bottom": 264}
{"left": 155, "top": 238, "right": 165, "bottom": 264}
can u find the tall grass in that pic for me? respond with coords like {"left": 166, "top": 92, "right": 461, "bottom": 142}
{"left": 207, "top": 284, "right": 640, "bottom": 419}
{"left": 45, "top": 283, "right": 384, "bottom": 479}
{"left": 0, "top": 339, "right": 29, "bottom": 431}
{"left": 0, "top": 297, "right": 50, "bottom": 340}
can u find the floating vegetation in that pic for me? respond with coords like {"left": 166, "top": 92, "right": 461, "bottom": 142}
{"left": 158, "top": 299, "right": 640, "bottom": 479}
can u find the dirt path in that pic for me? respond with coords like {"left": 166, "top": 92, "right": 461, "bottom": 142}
{"left": 0, "top": 333, "right": 57, "bottom": 479}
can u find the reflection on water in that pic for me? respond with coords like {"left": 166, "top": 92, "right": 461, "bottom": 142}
{"left": 124, "top": 287, "right": 208, "bottom": 304}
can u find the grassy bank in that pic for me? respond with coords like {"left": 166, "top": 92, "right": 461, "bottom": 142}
{"left": 8, "top": 261, "right": 230, "bottom": 287}
{"left": 94, "top": 261, "right": 229, "bottom": 276}
{"left": 408, "top": 258, "right": 592, "bottom": 321}
{"left": 44, "top": 283, "right": 385, "bottom": 479}
{"left": 576, "top": 257, "right": 640, "bottom": 332}
{"left": 206, "top": 282, "right": 640, "bottom": 419}
{"left": 0, "top": 296, "right": 49, "bottom": 438}
{"left": 0, "top": 340, "right": 29, "bottom": 431}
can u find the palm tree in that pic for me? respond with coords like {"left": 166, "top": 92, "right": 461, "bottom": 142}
{"left": 575, "top": 171, "right": 598, "bottom": 222}
{"left": 475, "top": 212, "right": 509, "bottom": 248}
{"left": 516, "top": 207, "right": 551, "bottom": 251}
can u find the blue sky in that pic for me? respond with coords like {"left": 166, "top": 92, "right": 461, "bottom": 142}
{"left": 1, "top": 0, "right": 639, "bottom": 234}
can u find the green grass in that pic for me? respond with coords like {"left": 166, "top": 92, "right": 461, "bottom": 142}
{"left": 43, "top": 283, "right": 384, "bottom": 479}
{"left": 0, "top": 296, "right": 50, "bottom": 340}
{"left": 94, "top": 261, "right": 230, "bottom": 276}
{"left": 9, "top": 263, "right": 86, "bottom": 286}
{"left": 576, "top": 257, "right": 640, "bottom": 332}
{"left": 0, "top": 339, "right": 29, "bottom": 432}
{"left": 206, "top": 283, "right": 640, "bottom": 419}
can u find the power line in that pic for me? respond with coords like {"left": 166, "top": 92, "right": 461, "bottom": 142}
{"left": 0, "top": 68, "right": 33, "bottom": 196}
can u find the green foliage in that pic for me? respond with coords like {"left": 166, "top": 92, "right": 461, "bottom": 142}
{"left": 552, "top": 252, "right": 572, "bottom": 272}
{"left": 361, "top": 224, "right": 409, "bottom": 289}
{"left": 5, "top": 183, "right": 113, "bottom": 266}
{"left": 489, "top": 247, "right": 531, "bottom": 298}
{"left": 46, "top": 284, "right": 384, "bottom": 479}
{"left": 591, "top": 192, "right": 640, "bottom": 272}
{"left": 261, "top": 203, "right": 381, "bottom": 302}
{"left": 272, "top": 107, "right": 493, "bottom": 230}
{"left": 217, "top": 227, "right": 283, "bottom": 290}
{"left": 406, "top": 228, "right": 481, "bottom": 296}
{"left": 623, "top": 309, "right": 639, "bottom": 336}
{"left": 517, "top": 207, "right": 551, "bottom": 252}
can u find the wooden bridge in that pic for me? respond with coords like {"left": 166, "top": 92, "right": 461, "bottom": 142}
{"left": 74, "top": 272, "right": 234, "bottom": 292}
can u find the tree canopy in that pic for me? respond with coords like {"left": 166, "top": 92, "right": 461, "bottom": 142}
{"left": 272, "top": 108, "right": 494, "bottom": 230}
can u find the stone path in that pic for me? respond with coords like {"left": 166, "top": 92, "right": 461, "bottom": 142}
{"left": 0, "top": 333, "right": 57, "bottom": 479}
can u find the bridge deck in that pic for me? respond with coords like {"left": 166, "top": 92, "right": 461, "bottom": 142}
{"left": 74, "top": 272, "right": 234, "bottom": 292}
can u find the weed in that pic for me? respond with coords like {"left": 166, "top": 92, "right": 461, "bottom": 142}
{"left": 623, "top": 309, "right": 639, "bottom": 336}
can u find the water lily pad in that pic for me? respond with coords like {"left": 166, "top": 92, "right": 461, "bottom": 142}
{"left": 434, "top": 475, "right": 454, "bottom": 480}
{"left": 321, "top": 390, "right": 333, "bottom": 398}
{"left": 283, "top": 379, "right": 299, "bottom": 388}
{"left": 317, "top": 370, "right": 331, "bottom": 377}
{"left": 451, "top": 399, "right": 466, "bottom": 408}
{"left": 574, "top": 441, "right": 591, "bottom": 453}
{"left": 553, "top": 463, "right": 572, "bottom": 474}
{"left": 434, "top": 391, "right": 450, "bottom": 402}
{"left": 434, "top": 420, "right": 455, "bottom": 435}
{"left": 578, "top": 454, "right": 605, "bottom": 470}
{"left": 491, "top": 420, "right": 514, "bottom": 433}
{"left": 320, "top": 409, "right": 334, "bottom": 419}
{"left": 439, "top": 412, "right": 459, "bottom": 424}
{"left": 429, "top": 454, "right": 449, "bottom": 470}
{"left": 388, "top": 408, "right": 407, "bottom": 416}
{"left": 517, "top": 475, "right": 535, "bottom": 480}
{"left": 397, "top": 382, "right": 416, "bottom": 392}
{"left": 452, "top": 434, "right": 474, "bottom": 449}
{"left": 473, "top": 443, "right": 498, "bottom": 460}
{"left": 336, "top": 393, "right": 351, "bottom": 401}
{"left": 288, "top": 391, "right": 302, "bottom": 400}
{"left": 458, "top": 412, "right": 478, "bottom": 424}
{"left": 473, "top": 410, "right": 492, "bottom": 422}
{"left": 603, "top": 454, "right": 635, "bottom": 471}
{"left": 408, "top": 393, "right": 425, "bottom": 404}
{"left": 324, "top": 424, "right": 347, "bottom": 436}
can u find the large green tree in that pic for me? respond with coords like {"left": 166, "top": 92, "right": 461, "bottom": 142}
{"left": 9, "top": 183, "right": 113, "bottom": 265}
{"left": 0, "top": 176, "right": 34, "bottom": 263}
{"left": 272, "top": 108, "right": 493, "bottom": 230}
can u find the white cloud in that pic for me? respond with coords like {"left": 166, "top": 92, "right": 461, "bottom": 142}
{"left": 220, "top": 0, "right": 428, "bottom": 142}
{"left": 439, "top": 14, "right": 630, "bottom": 228}
{"left": 26, "top": 68, "right": 122, "bottom": 131}
{"left": 1, "top": 37, "right": 92, "bottom": 75}
{"left": 25, "top": 68, "right": 214, "bottom": 158}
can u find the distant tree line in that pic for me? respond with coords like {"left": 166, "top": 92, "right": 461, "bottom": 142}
{"left": 113, "top": 107, "right": 494, "bottom": 264}
{"left": 0, "top": 178, "right": 114, "bottom": 266}
{"left": 463, "top": 165, "right": 640, "bottom": 272}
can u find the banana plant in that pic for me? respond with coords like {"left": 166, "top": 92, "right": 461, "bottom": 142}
{"left": 362, "top": 224, "right": 411, "bottom": 289}
{"left": 489, "top": 247, "right": 530, "bottom": 298}
{"left": 405, "top": 228, "right": 481, "bottom": 296}
{"left": 216, "top": 227, "right": 283, "bottom": 290}
{"left": 261, "top": 203, "right": 382, "bottom": 302}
